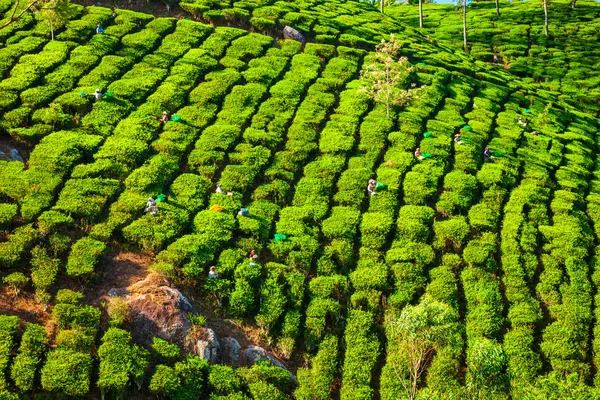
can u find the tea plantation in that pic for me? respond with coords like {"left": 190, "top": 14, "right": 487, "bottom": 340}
{"left": 388, "top": 0, "right": 600, "bottom": 116}
{"left": 1, "top": 0, "right": 600, "bottom": 398}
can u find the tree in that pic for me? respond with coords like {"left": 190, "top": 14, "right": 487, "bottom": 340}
{"left": 419, "top": 0, "right": 423, "bottom": 28}
{"left": 2, "top": 272, "right": 29, "bottom": 296}
{"left": 461, "top": 0, "right": 468, "bottom": 51}
{"left": 465, "top": 338, "right": 507, "bottom": 398}
{"left": 385, "top": 296, "right": 457, "bottom": 400}
{"left": 35, "top": 0, "right": 78, "bottom": 40}
{"left": 0, "top": 0, "right": 44, "bottom": 30}
{"left": 495, "top": 0, "right": 500, "bottom": 17}
{"left": 542, "top": 0, "right": 549, "bottom": 36}
{"left": 359, "top": 34, "right": 421, "bottom": 118}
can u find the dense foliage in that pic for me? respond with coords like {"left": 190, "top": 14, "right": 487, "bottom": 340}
{"left": 1, "top": 0, "right": 600, "bottom": 398}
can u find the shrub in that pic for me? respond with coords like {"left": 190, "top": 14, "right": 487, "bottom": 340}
{"left": 98, "top": 328, "right": 149, "bottom": 396}
{"left": 0, "top": 316, "right": 19, "bottom": 390}
{"left": 0, "top": 204, "right": 17, "bottom": 228}
{"left": 10, "top": 323, "right": 47, "bottom": 392}
{"left": 30, "top": 246, "right": 60, "bottom": 303}
{"left": 433, "top": 217, "right": 470, "bottom": 251}
{"left": 209, "top": 365, "right": 244, "bottom": 395}
{"left": 152, "top": 338, "right": 181, "bottom": 363}
{"left": 41, "top": 349, "right": 93, "bottom": 396}
{"left": 295, "top": 335, "right": 338, "bottom": 400}
{"left": 2, "top": 272, "right": 29, "bottom": 296}
{"left": 66, "top": 237, "right": 106, "bottom": 278}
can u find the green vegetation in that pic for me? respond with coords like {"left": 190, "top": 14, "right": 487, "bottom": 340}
{"left": 0, "top": 0, "right": 600, "bottom": 398}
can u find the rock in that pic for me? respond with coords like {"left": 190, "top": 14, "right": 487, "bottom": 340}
{"left": 283, "top": 26, "right": 306, "bottom": 45}
{"left": 126, "top": 285, "right": 193, "bottom": 347}
{"left": 221, "top": 337, "right": 241, "bottom": 366}
{"left": 245, "top": 345, "right": 288, "bottom": 370}
{"left": 164, "top": 286, "right": 193, "bottom": 311}
{"left": 194, "top": 328, "right": 220, "bottom": 364}
{"left": 107, "top": 288, "right": 129, "bottom": 298}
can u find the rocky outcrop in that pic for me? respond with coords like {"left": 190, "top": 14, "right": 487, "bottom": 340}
{"left": 245, "top": 345, "right": 288, "bottom": 370}
{"left": 194, "top": 328, "right": 220, "bottom": 364}
{"left": 221, "top": 337, "right": 241, "bottom": 366}
{"left": 126, "top": 285, "right": 193, "bottom": 347}
{"left": 109, "top": 273, "right": 292, "bottom": 373}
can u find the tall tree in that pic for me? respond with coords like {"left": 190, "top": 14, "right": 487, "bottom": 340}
{"left": 495, "top": 0, "right": 500, "bottom": 16}
{"left": 543, "top": 0, "right": 549, "bottom": 36}
{"left": 419, "top": 0, "right": 423, "bottom": 28}
{"left": 571, "top": 0, "right": 576, "bottom": 8}
{"left": 0, "top": 0, "right": 44, "bottom": 30}
{"left": 385, "top": 297, "right": 458, "bottom": 400}
{"left": 462, "top": 0, "right": 468, "bottom": 51}
{"left": 359, "top": 34, "right": 422, "bottom": 118}
{"left": 35, "top": 0, "right": 77, "bottom": 40}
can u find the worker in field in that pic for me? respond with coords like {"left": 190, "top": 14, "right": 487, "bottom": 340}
{"left": 216, "top": 183, "right": 233, "bottom": 196}
{"left": 153, "top": 111, "right": 169, "bottom": 123}
{"left": 517, "top": 117, "right": 527, "bottom": 127}
{"left": 160, "top": 111, "right": 168, "bottom": 123}
{"left": 144, "top": 197, "right": 159, "bottom": 215}
{"left": 454, "top": 133, "right": 464, "bottom": 145}
{"left": 249, "top": 249, "right": 258, "bottom": 262}
{"left": 414, "top": 147, "right": 425, "bottom": 160}
{"left": 96, "top": 24, "right": 104, "bottom": 34}
{"left": 483, "top": 147, "right": 495, "bottom": 162}
{"left": 367, "top": 179, "right": 377, "bottom": 196}
{"left": 238, "top": 207, "right": 250, "bottom": 216}
{"left": 93, "top": 88, "right": 103, "bottom": 102}
{"left": 208, "top": 266, "right": 218, "bottom": 279}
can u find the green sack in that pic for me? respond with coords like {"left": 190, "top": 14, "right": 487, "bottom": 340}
{"left": 104, "top": 92, "right": 114, "bottom": 99}
{"left": 524, "top": 109, "right": 531, "bottom": 114}
{"left": 417, "top": 62, "right": 426, "bottom": 66}
{"left": 463, "top": 125, "right": 472, "bottom": 131}
{"left": 461, "top": 138, "right": 471, "bottom": 143}
{"left": 171, "top": 115, "right": 182, "bottom": 122}
{"left": 157, "top": 193, "right": 167, "bottom": 202}
{"left": 422, "top": 152, "right": 432, "bottom": 158}
{"left": 423, "top": 131, "right": 433, "bottom": 138}
{"left": 274, "top": 233, "right": 287, "bottom": 242}
{"left": 79, "top": 92, "right": 87, "bottom": 97}
{"left": 375, "top": 182, "right": 387, "bottom": 191}
{"left": 493, "top": 151, "right": 503, "bottom": 157}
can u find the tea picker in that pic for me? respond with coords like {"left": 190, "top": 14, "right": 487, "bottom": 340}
{"left": 92, "top": 88, "right": 103, "bottom": 102}
{"left": 415, "top": 148, "right": 424, "bottom": 160}
{"left": 96, "top": 25, "right": 104, "bottom": 34}
{"left": 249, "top": 249, "right": 258, "bottom": 266}
{"left": 152, "top": 111, "right": 169, "bottom": 123}
{"left": 215, "top": 183, "right": 233, "bottom": 196}
{"left": 208, "top": 266, "right": 218, "bottom": 279}
{"left": 415, "top": 148, "right": 431, "bottom": 160}
{"left": 483, "top": 147, "right": 495, "bottom": 162}
{"left": 144, "top": 197, "right": 159, "bottom": 215}
{"left": 367, "top": 179, "right": 377, "bottom": 196}
{"left": 454, "top": 133, "right": 463, "bottom": 145}
{"left": 517, "top": 117, "right": 528, "bottom": 127}
{"left": 238, "top": 208, "right": 250, "bottom": 216}
{"left": 367, "top": 179, "right": 387, "bottom": 196}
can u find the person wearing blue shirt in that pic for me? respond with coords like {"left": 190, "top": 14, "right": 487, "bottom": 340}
{"left": 96, "top": 24, "right": 104, "bottom": 34}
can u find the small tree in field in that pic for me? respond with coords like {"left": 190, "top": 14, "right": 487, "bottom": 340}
{"left": 35, "top": 0, "right": 78, "bottom": 40}
{"left": 360, "top": 34, "right": 421, "bottom": 118}
{"left": 385, "top": 296, "right": 457, "bottom": 400}
{"left": 3, "top": 272, "right": 29, "bottom": 296}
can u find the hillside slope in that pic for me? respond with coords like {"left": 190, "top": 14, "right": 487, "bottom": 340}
{"left": 387, "top": 0, "right": 600, "bottom": 115}
{"left": 0, "top": 0, "right": 600, "bottom": 398}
